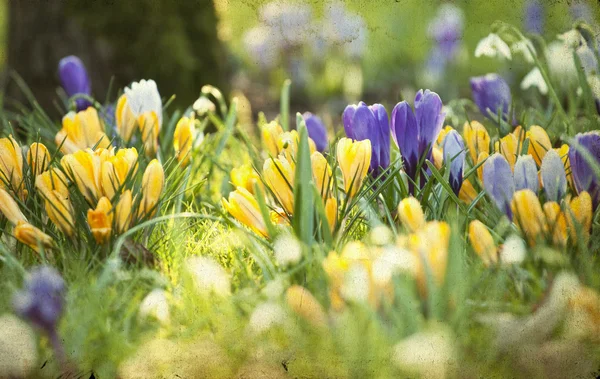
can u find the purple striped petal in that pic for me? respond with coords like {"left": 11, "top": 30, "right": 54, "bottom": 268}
{"left": 513, "top": 155, "right": 539, "bottom": 193}
{"left": 483, "top": 153, "right": 515, "bottom": 218}
{"left": 443, "top": 130, "right": 465, "bottom": 194}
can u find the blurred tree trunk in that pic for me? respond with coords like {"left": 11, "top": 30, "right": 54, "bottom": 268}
{"left": 3, "top": 0, "right": 227, "bottom": 117}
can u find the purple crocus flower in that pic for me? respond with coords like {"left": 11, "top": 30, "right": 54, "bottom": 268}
{"left": 302, "top": 112, "right": 328, "bottom": 152}
{"left": 483, "top": 153, "right": 515, "bottom": 219}
{"left": 343, "top": 102, "right": 390, "bottom": 175}
{"left": 391, "top": 90, "right": 445, "bottom": 189}
{"left": 541, "top": 150, "right": 567, "bottom": 202}
{"left": 514, "top": 155, "right": 539, "bottom": 193}
{"left": 524, "top": 0, "right": 544, "bottom": 35}
{"left": 58, "top": 55, "right": 92, "bottom": 111}
{"left": 443, "top": 130, "right": 465, "bottom": 195}
{"left": 470, "top": 74, "right": 511, "bottom": 121}
{"left": 568, "top": 132, "right": 600, "bottom": 208}
{"left": 13, "top": 266, "right": 66, "bottom": 333}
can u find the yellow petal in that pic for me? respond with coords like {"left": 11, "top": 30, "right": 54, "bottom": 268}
{"left": 173, "top": 116, "right": 195, "bottom": 166}
{"left": 527, "top": 125, "right": 552, "bottom": 166}
{"left": 87, "top": 196, "right": 113, "bottom": 243}
{"left": 139, "top": 159, "right": 164, "bottom": 218}
{"left": 27, "top": 143, "right": 50, "bottom": 177}
{"left": 397, "top": 197, "right": 425, "bottom": 232}
{"left": 337, "top": 138, "right": 371, "bottom": 198}
{"left": 511, "top": 189, "right": 546, "bottom": 246}
{"left": 0, "top": 188, "right": 27, "bottom": 225}
{"left": 14, "top": 221, "right": 54, "bottom": 253}
{"left": 468, "top": 220, "right": 497, "bottom": 266}
{"left": 222, "top": 187, "right": 268, "bottom": 237}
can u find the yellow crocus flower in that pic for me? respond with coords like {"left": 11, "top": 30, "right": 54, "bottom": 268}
{"left": 277, "top": 130, "right": 317, "bottom": 162}
{"left": 87, "top": 196, "right": 113, "bottom": 243}
{"left": 286, "top": 285, "right": 327, "bottom": 328}
{"left": 459, "top": 179, "right": 478, "bottom": 204}
{"left": 173, "top": 116, "right": 196, "bottom": 166}
{"left": 397, "top": 197, "right": 425, "bottom": 232}
{"left": 263, "top": 156, "right": 295, "bottom": 214}
{"left": 311, "top": 151, "right": 332, "bottom": 199}
{"left": 476, "top": 151, "right": 489, "bottom": 182}
{"left": 325, "top": 197, "right": 337, "bottom": 232}
{"left": 432, "top": 146, "right": 444, "bottom": 170}
{"left": 116, "top": 94, "right": 137, "bottom": 142}
{"left": 56, "top": 107, "right": 110, "bottom": 154}
{"left": 468, "top": 220, "right": 497, "bottom": 266}
{"left": 35, "top": 168, "right": 69, "bottom": 199}
{"left": 463, "top": 121, "right": 490, "bottom": 163}
{"left": 100, "top": 147, "right": 138, "bottom": 199}
{"left": 261, "top": 121, "right": 284, "bottom": 156}
{"left": 409, "top": 221, "right": 450, "bottom": 292}
{"left": 231, "top": 163, "right": 262, "bottom": 195}
{"left": 0, "top": 188, "right": 27, "bottom": 225}
{"left": 14, "top": 221, "right": 54, "bottom": 253}
{"left": 0, "top": 135, "right": 24, "bottom": 195}
{"left": 139, "top": 159, "right": 164, "bottom": 218}
{"left": 61, "top": 149, "right": 101, "bottom": 204}
{"left": 555, "top": 144, "right": 573, "bottom": 189}
{"left": 138, "top": 111, "right": 160, "bottom": 156}
{"left": 115, "top": 190, "right": 133, "bottom": 234}
{"left": 494, "top": 133, "right": 519, "bottom": 170}
{"left": 27, "top": 143, "right": 50, "bottom": 177}
{"left": 543, "top": 201, "right": 567, "bottom": 246}
{"left": 222, "top": 187, "right": 268, "bottom": 237}
{"left": 527, "top": 125, "right": 552, "bottom": 166}
{"left": 336, "top": 138, "right": 371, "bottom": 198}
{"left": 511, "top": 189, "right": 547, "bottom": 245}
{"left": 44, "top": 190, "right": 74, "bottom": 237}
{"left": 566, "top": 191, "right": 592, "bottom": 241}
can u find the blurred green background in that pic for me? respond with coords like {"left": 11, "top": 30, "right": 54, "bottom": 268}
{"left": 0, "top": 0, "right": 598, "bottom": 117}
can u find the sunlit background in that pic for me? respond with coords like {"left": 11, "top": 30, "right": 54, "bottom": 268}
{"left": 0, "top": 0, "right": 598, "bottom": 120}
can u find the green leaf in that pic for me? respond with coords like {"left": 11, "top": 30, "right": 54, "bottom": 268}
{"left": 280, "top": 79, "right": 291, "bottom": 131}
{"left": 293, "top": 113, "right": 314, "bottom": 245}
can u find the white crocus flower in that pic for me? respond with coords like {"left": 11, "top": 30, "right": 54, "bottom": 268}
{"left": 521, "top": 67, "right": 548, "bottom": 95}
{"left": 475, "top": 33, "right": 512, "bottom": 60}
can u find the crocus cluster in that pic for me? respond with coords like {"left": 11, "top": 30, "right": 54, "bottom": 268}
{"left": 477, "top": 126, "right": 596, "bottom": 246}
{"left": 223, "top": 119, "right": 372, "bottom": 238}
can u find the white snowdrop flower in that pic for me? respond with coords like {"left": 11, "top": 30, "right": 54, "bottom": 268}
{"left": 139, "top": 289, "right": 170, "bottom": 324}
{"left": 0, "top": 314, "right": 38, "bottom": 378}
{"left": 369, "top": 225, "right": 393, "bottom": 246}
{"left": 392, "top": 326, "right": 456, "bottom": 379}
{"left": 475, "top": 33, "right": 512, "bottom": 60}
{"left": 372, "top": 246, "right": 418, "bottom": 286}
{"left": 500, "top": 235, "right": 526, "bottom": 265}
{"left": 273, "top": 234, "right": 302, "bottom": 267}
{"left": 248, "top": 302, "right": 286, "bottom": 334}
{"left": 124, "top": 79, "right": 163, "bottom": 124}
{"left": 512, "top": 39, "right": 536, "bottom": 63}
{"left": 185, "top": 256, "right": 231, "bottom": 296}
{"left": 193, "top": 97, "right": 216, "bottom": 116}
{"left": 521, "top": 67, "right": 548, "bottom": 95}
{"left": 341, "top": 263, "right": 370, "bottom": 303}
